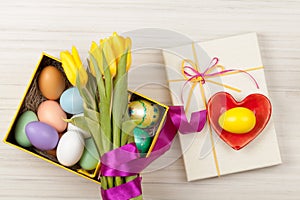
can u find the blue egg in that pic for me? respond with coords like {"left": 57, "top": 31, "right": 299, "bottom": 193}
{"left": 60, "top": 87, "right": 84, "bottom": 114}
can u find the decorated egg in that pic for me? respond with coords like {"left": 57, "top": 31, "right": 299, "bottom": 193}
{"left": 38, "top": 66, "right": 66, "bottom": 100}
{"left": 67, "top": 114, "right": 91, "bottom": 138}
{"left": 25, "top": 121, "right": 59, "bottom": 150}
{"left": 56, "top": 131, "right": 84, "bottom": 167}
{"left": 218, "top": 107, "right": 256, "bottom": 134}
{"left": 37, "top": 100, "right": 67, "bottom": 132}
{"left": 60, "top": 87, "right": 84, "bottom": 114}
{"left": 133, "top": 128, "right": 152, "bottom": 154}
{"left": 128, "top": 100, "right": 160, "bottom": 128}
{"left": 79, "top": 138, "right": 99, "bottom": 170}
{"left": 14, "top": 111, "right": 38, "bottom": 147}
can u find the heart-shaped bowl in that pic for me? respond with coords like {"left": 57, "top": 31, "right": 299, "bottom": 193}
{"left": 207, "top": 92, "right": 272, "bottom": 150}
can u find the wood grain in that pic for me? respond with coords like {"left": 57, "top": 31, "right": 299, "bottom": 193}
{"left": 0, "top": 0, "right": 299, "bottom": 199}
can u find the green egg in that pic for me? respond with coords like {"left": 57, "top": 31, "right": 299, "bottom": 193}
{"left": 133, "top": 128, "right": 152, "bottom": 155}
{"left": 79, "top": 138, "right": 99, "bottom": 171}
{"left": 14, "top": 111, "right": 38, "bottom": 147}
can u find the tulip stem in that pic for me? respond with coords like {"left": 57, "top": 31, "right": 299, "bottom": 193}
{"left": 111, "top": 48, "right": 129, "bottom": 188}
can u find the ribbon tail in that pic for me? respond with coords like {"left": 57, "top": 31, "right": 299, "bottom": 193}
{"left": 168, "top": 106, "right": 207, "bottom": 134}
{"left": 101, "top": 176, "right": 142, "bottom": 200}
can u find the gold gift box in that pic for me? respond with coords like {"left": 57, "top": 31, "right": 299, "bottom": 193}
{"left": 3, "top": 53, "right": 168, "bottom": 184}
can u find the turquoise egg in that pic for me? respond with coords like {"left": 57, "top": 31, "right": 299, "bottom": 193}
{"left": 79, "top": 138, "right": 99, "bottom": 171}
{"left": 60, "top": 87, "right": 84, "bottom": 114}
{"left": 14, "top": 111, "right": 38, "bottom": 147}
{"left": 128, "top": 100, "right": 160, "bottom": 128}
{"left": 133, "top": 128, "right": 152, "bottom": 155}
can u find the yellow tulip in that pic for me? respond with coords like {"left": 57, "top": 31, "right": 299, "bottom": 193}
{"left": 101, "top": 38, "right": 117, "bottom": 77}
{"left": 124, "top": 37, "right": 132, "bottom": 72}
{"left": 89, "top": 32, "right": 132, "bottom": 78}
{"left": 108, "top": 32, "right": 132, "bottom": 72}
{"left": 60, "top": 46, "right": 88, "bottom": 86}
{"left": 89, "top": 41, "right": 103, "bottom": 76}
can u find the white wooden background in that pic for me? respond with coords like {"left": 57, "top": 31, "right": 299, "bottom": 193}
{"left": 0, "top": 0, "right": 299, "bottom": 199}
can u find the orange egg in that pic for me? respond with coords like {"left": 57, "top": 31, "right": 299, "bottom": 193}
{"left": 37, "top": 100, "right": 67, "bottom": 132}
{"left": 38, "top": 66, "right": 66, "bottom": 100}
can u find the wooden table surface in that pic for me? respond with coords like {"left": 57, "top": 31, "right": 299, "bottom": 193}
{"left": 0, "top": 0, "right": 299, "bottom": 199}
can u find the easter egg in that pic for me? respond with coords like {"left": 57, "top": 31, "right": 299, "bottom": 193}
{"left": 25, "top": 121, "right": 59, "bottom": 150}
{"left": 38, "top": 66, "right": 66, "bottom": 100}
{"left": 218, "top": 107, "right": 256, "bottom": 134}
{"left": 60, "top": 87, "right": 84, "bottom": 114}
{"left": 208, "top": 92, "right": 272, "bottom": 150}
{"left": 79, "top": 138, "right": 99, "bottom": 170}
{"left": 14, "top": 111, "right": 38, "bottom": 147}
{"left": 57, "top": 131, "right": 84, "bottom": 167}
{"left": 133, "top": 128, "right": 152, "bottom": 154}
{"left": 67, "top": 114, "right": 91, "bottom": 139}
{"left": 128, "top": 100, "right": 160, "bottom": 128}
{"left": 37, "top": 100, "right": 67, "bottom": 132}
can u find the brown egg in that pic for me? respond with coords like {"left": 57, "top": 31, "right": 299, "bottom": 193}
{"left": 38, "top": 66, "right": 66, "bottom": 100}
{"left": 46, "top": 149, "right": 57, "bottom": 157}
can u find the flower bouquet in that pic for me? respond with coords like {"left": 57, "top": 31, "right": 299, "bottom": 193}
{"left": 60, "top": 32, "right": 169, "bottom": 199}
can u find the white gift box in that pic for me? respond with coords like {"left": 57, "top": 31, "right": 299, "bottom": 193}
{"left": 163, "top": 33, "right": 282, "bottom": 181}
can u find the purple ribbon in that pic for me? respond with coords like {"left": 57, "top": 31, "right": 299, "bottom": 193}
{"left": 183, "top": 57, "right": 259, "bottom": 88}
{"left": 100, "top": 105, "right": 207, "bottom": 199}
{"left": 101, "top": 176, "right": 142, "bottom": 200}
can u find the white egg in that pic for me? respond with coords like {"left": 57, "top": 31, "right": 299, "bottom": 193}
{"left": 57, "top": 131, "right": 85, "bottom": 167}
{"left": 67, "top": 114, "right": 91, "bottom": 139}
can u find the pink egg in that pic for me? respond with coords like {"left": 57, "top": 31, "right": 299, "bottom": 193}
{"left": 37, "top": 100, "right": 67, "bottom": 132}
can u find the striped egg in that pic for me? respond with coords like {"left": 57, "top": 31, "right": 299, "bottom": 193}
{"left": 128, "top": 100, "right": 160, "bottom": 128}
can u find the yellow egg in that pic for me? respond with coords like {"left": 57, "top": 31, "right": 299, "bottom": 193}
{"left": 218, "top": 107, "right": 256, "bottom": 134}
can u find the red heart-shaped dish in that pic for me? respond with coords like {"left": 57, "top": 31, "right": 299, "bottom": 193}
{"left": 207, "top": 92, "right": 272, "bottom": 150}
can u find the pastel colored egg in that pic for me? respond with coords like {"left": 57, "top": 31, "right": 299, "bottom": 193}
{"left": 67, "top": 114, "right": 91, "bottom": 139}
{"left": 133, "top": 128, "right": 152, "bottom": 154}
{"left": 60, "top": 87, "right": 84, "bottom": 114}
{"left": 37, "top": 100, "right": 67, "bottom": 132}
{"left": 128, "top": 100, "right": 160, "bottom": 128}
{"left": 25, "top": 121, "right": 59, "bottom": 150}
{"left": 218, "top": 107, "right": 256, "bottom": 134}
{"left": 14, "top": 111, "right": 38, "bottom": 147}
{"left": 38, "top": 66, "right": 66, "bottom": 100}
{"left": 57, "top": 131, "right": 84, "bottom": 167}
{"left": 79, "top": 138, "right": 99, "bottom": 171}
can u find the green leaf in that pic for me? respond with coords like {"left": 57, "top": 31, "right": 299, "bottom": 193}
{"left": 66, "top": 116, "right": 90, "bottom": 134}
{"left": 112, "top": 49, "right": 128, "bottom": 149}
{"left": 83, "top": 104, "right": 100, "bottom": 123}
{"left": 76, "top": 72, "right": 97, "bottom": 110}
{"left": 89, "top": 53, "right": 106, "bottom": 103}
{"left": 113, "top": 49, "right": 128, "bottom": 120}
{"left": 84, "top": 116, "right": 103, "bottom": 156}
{"left": 102, "top": 50, "right": 112, "bottom": 106}
{"left": 86, "top": 70, "right": 98, "bottom": 104}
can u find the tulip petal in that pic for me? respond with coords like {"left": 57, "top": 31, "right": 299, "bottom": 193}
{"left": 89, "top": 41, "right": 99, "bottom": 76}
{"left": 78, "top": 65, "right": 88, "bottom": 86}
{"left": 60, "top": 51, "right": 76, "bottom": 85}
{"left": 102, "top": 39, "right": 117, "bottom": 77}
{"left": 72, "top": 46, "right": 83, "bottom": 69}
{"left": 125, "top": 38, "right": 132, "bottom": 71}
{"left": 111, "top": 32, "right": 125, "bottom": 63}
